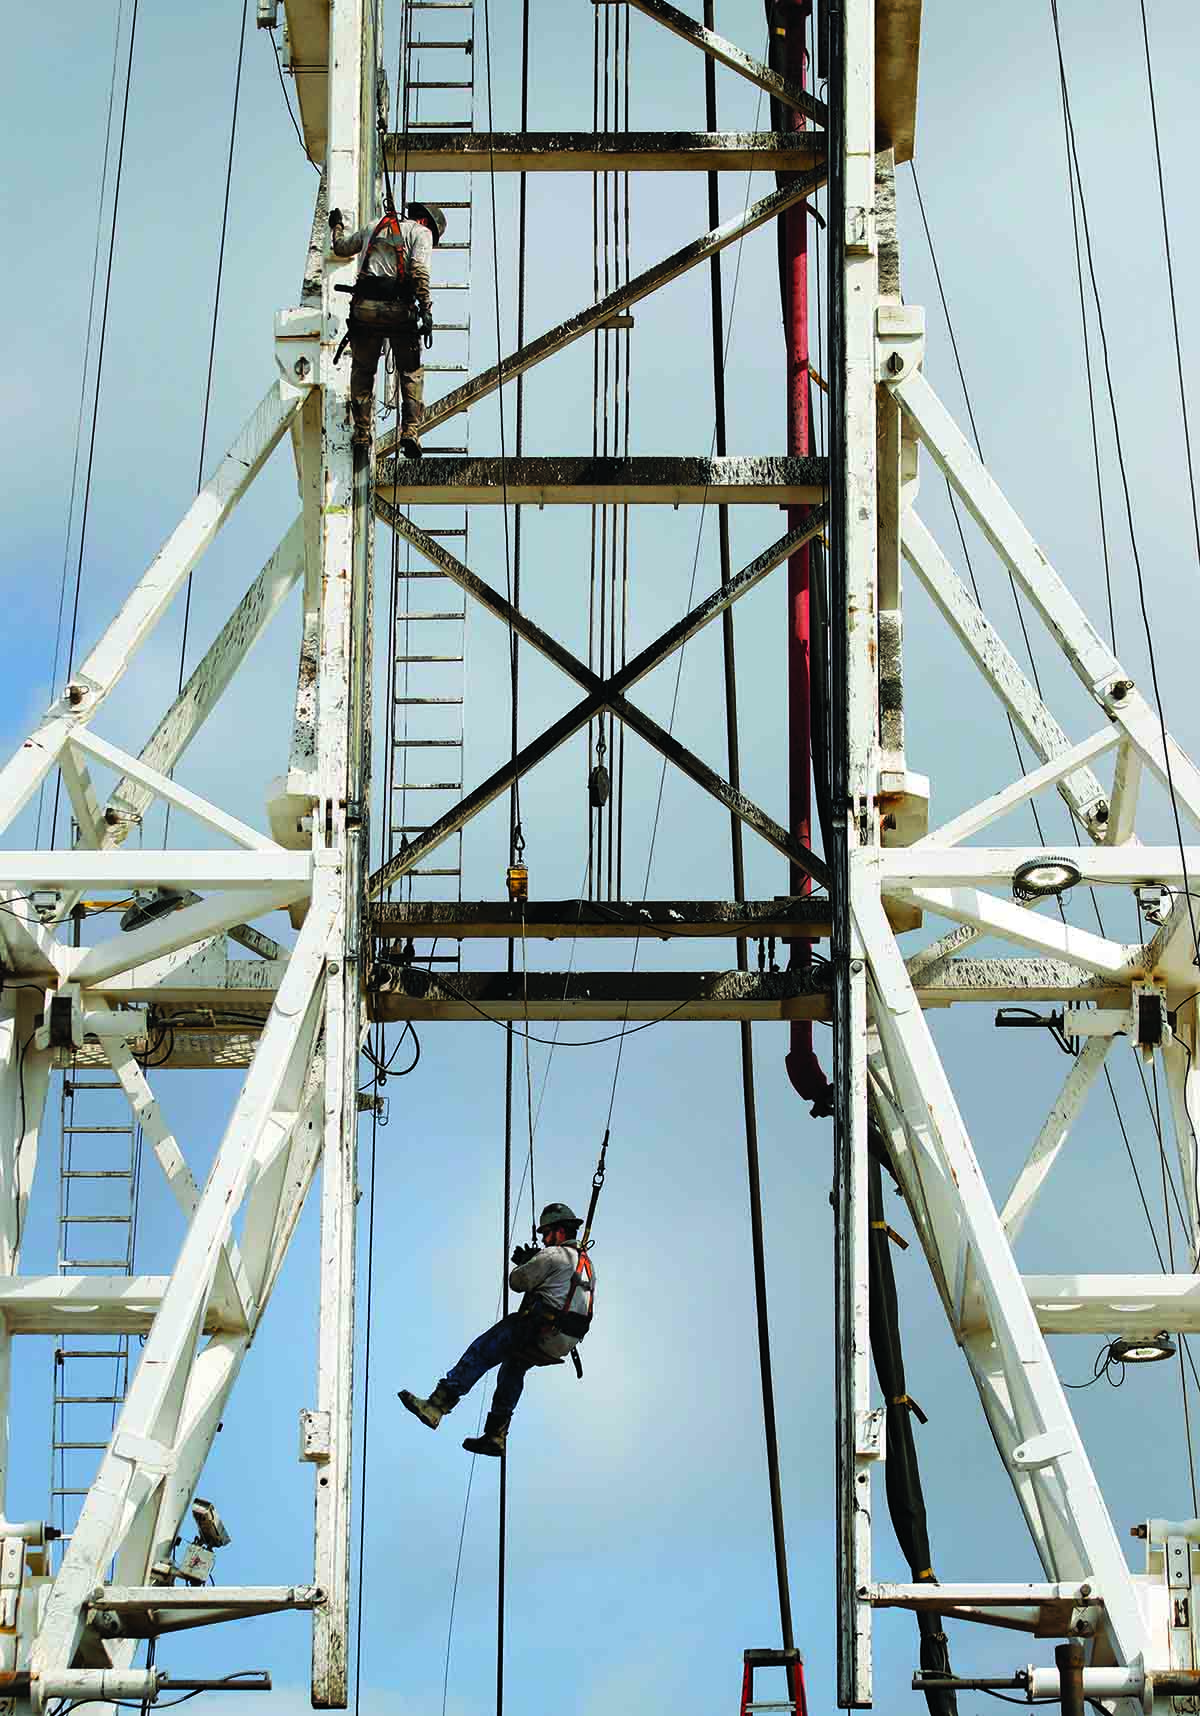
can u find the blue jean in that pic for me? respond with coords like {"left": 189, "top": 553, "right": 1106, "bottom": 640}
{"left": 445, "top": 1314, "right": 541, "bottom": 1422}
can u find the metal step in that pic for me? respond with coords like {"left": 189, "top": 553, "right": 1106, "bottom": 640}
{"left": 393, "top": 782, "right": 463, "bottom": 791}
{"left": 392, "top": 738, "right": 462, "bottom": 747}
{"left": 51, "top": 1441, "right": 109, "bottom": 1451}
{"left": 409, "top": 119, "right": 474, "bottom": 129}
{"left": 395, "top": 654, "right": 464, "bottom": 663}
{"left": 55, "top": 1350, "right": 126, "bottom": 1361}
{"left": 64, "top": 1081, "right": 123, "bottom": 1092}
{"left": 396, "top": 611, "right": 467, "bottom": 621}
{"left": 409, "top": 80, "right": 473, "bottom": 89}
{"left": 61, "top": 1214, "right": 132, "bottom": 1224}
{"left": 407, "top": 867, "right": 462, "bottom": 876}
{"left": 412, "top": 38, "right": 473, "bottom": 48}
{"left": 394, "top": 695, "right": 463, "bottom": 704}
{"left": 62, "top": 1127, "right": 134, "bottom": 1136}
{"left": 63, "top": 1170, "right": 132, "bottom": 1180}
{"left": 53, "top": 1396, "right": 125, "bottom": 1406}
{"left": 59, "top": 1259, "right": 132, "bottom": 1270}
{"left": 424, "top": 363, "right": 469, "bottom": 372}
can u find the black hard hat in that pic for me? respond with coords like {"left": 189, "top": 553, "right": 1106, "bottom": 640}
{"left": 407, "top": 201, "right": 446, "bottom": 246}
{"left": 537, "top": 1202, "right": 580, "bottom": 1233}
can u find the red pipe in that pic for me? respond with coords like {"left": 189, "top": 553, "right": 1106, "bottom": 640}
{"left": 780, "top": 0, "right": 832, "bottom": 1115}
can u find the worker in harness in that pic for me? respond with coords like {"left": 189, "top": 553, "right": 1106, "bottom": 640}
{"left": 328, "top": 199, "right": 446, "bottom": 455}
{"left": 399, "top": 1201, "right": 596, "bottom": 1458}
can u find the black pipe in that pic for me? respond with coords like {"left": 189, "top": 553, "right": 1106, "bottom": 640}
{"left": 1055, "top": 1641, "right": 1085, "bottom": 1716}
{"left": 705, "top": 0, "right": 795, "bottom": 1655}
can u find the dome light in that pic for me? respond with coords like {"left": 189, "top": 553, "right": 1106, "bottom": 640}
{"left": 1012, "top": 855, "right": 1082, "bottom": 902}
{"left": 1108, "top": 1333, "right": 1176, "bottom": 1365}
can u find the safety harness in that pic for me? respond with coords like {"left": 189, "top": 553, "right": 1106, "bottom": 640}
{"left": 333, "top": 211, "right": 419, "bottom": 362}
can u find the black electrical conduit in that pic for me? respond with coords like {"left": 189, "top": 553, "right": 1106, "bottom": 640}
{"left": 704, "top": 2, "right": 796, "bottom": 1655}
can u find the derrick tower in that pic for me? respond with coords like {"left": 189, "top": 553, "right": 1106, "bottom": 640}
{"left": 5, "top": 2, "right": 1200, "bottom": 1715}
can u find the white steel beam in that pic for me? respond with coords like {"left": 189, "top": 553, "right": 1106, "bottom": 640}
{"left": 897, "top": 886, "right": 1137, "bottom": 977}
{"left": 0, "top": 1276, "right": 239, "bottom": 1336}
{"left": 104, "top": 518, "right": 304, "bottom": 839}
{"left": 0, "top": 384, "right": 300, "bottom": 838}
{"left": 854, "top": 867, "right": 1152, "bottom": 1690}
{"left": 918, "top": 729, "right": 1119, "bottom": 850}
{"left": 0, "top": 854, "right": 310, "bottom": 892}
{"left": 999, "top": 1038, "right": 1112, "bottom": 1245}
{"left": 1164, "top": 1025, "right": 1200, "bottom": 1267}
{"left": 901, "top": 513, "right": 1108, "bottom": 830}
{"left": 959, "top": 1274, "right": 1200, "bottom": 1337}
{"left": 1106, "top": 738, "right": 1143, "bottom": 847}
{"left": 883, "top": 846, "right": 1200, "bottom": 890}
{"left": 72, "top": 732, "right": 282, "bottom": 853}
{"left": 894, "top": 369, "right": 1200, "bottom": 834}
{"left": 32, "top": 907, "right": 329, "bottom": 1677}
{"left": 68, "top": 884, "right": 308, "bottom": 987}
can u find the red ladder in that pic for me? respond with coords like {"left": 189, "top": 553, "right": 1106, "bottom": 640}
{"left": 739, "top": 1648, "right": 808, "bottom": 1716}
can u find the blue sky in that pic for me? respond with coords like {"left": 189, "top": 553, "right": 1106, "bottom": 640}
{"left": 7, "top": 1, "right": 1200, "bottom": 1713}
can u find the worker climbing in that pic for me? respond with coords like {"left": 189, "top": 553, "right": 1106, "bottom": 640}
{"left": 399, "top": 1201, "right": 596, "bottom": 1458}
{"left": 328, "top": 197, "right": 446, "bottom": 455}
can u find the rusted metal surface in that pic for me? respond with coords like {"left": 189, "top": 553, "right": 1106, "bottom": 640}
{"left": 382, "top": 130, "right": 825, "bottom": 172}
{"left": 370, "top": 967, "right": 831, "bottom": 1023}
{"left": 377, "top": 454, "right": 827, "bottom": 507}
{"left": 371, "top": 898, "right": 834, "bottom": 940}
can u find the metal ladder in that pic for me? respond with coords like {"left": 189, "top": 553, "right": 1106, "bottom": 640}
{"left": 388, "top": 0, "right": 475, "bottom": 935}
{"left": 48, "top": 1066, "right": 142, "bottom": 1566}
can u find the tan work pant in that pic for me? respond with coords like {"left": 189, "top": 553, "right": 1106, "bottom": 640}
{"left": 348, "top": 314, "right": 424, "bottom": 438}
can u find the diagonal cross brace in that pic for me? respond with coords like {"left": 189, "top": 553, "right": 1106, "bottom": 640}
{"left": 616, "top": 0, "right": 827, "bottom": 125}
{"left": 377, "top": 168, "right": 825, "bottom": 453}
{"left": 369, "top": 504, "right": 829, "bottom": 898}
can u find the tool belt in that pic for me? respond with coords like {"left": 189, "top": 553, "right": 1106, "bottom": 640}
{"left": 345, "top": 275, "right": 420, "bottom": 334}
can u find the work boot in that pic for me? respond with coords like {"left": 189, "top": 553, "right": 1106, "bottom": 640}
{"left": 398, "top": 1379, "right": 459, "bottom": 1430}
{"left": 462, "top": 1411, "right": 509, "bottom": 1457}
{"left": 351, "top": 424, "right": 372, "bottom": 453}
{"left": 399, "top": 434, "right": 423, "bottom": 460}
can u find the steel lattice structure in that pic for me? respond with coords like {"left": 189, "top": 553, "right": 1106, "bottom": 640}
{"left": 1, "top": 2, "right": 1198, "bottom": 1713}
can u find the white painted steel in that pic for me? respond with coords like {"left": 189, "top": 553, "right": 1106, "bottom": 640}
{"left": 999, "top": 1038, "right": 1112, "bottom": 1244}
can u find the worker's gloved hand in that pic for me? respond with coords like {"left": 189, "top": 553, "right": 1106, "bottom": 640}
{"left": 510, "top": 1243, "right": 538, "bottom": 1267}
{"left": 419, "top": 307, "right": 434, "bottom": 350}
{"left": 328, "top": 207, "right": 344, "bottom": 230}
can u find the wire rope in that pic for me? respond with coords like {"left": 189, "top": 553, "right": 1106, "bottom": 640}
{"left": 52, "top": 0, "right": 140, "bottom": 847}
{"left": 1135, "top": 0, "right": 1200, "bottom": 584}
{"left": 40, "top": 0, "right": 127, "bottom": 848}
{"left": 163, "top": 0, "right": 250, "bottom": 846}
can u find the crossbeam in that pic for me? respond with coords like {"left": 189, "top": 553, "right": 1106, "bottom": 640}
{"left": 378, "top": 167, "right": 824, "bottom": 451}
{"left": 615, "top": 0, "right": 826, "bottom": 125}
{"left": 370, "top": 969, "right": 829, "bottom": 1023}
{"left": 378, "top": 454, "right": 826, "bottom": 507}
{"left": 382, "top": 130, "right": 824, "bottom": 172}
{"left": 371, "top": 898, "right": 833, "bottom": 940}
{"left": 369, "top": 507, "right": 829, "bottom": 895}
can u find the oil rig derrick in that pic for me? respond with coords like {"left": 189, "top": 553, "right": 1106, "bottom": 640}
{"left": 3, "top": 1, "right": 1199, "bottom": 1713}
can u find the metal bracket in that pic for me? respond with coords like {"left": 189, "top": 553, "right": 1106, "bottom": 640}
{"left": 876, "top": 304, "right": 925, "bottom": 383}
{"left": 274, "top": 307, "right": 322, "bottom": 391}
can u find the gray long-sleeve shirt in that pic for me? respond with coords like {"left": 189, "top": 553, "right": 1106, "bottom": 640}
{"left": 509, "top": 1243, "right": 596, "bottom": 1358}
{"left": 331, "top": 215, "right": 433, "bottom": 314}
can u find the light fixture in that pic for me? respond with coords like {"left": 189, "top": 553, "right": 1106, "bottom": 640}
{"left": 1012, "top": 854, "right": 1082, "bottom": 902}
{"left": 120, "top": 887, "right": 188, "bottom": 933}
{"left": 1108, "top": 1332, "right": 1176, "bottom": 1365}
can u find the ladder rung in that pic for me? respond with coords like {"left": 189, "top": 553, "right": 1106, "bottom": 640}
{"left": 409, "top": 2, "right": 475, "bottom": 8}
{"left": 52, "top": 1441, "right": 110, "bottom": 1450}
{"left": 395, "top": 654, "right": 464, "bottom": 663}
{"left": 61, "top": 1215, "right": 131, "bottom": 1224}
{"left": 392, "top": 739, "right": 463, "bottom": 747}
{"left": 412, "top": 38, "right": 474, "bottom": 48}
{"left": 419, "top": 527, "right": 468, "bottom": 537}
{"left": 393, "top": 782, "right": 462, "bottom": 792}
{"left": 408, "top": 867, "right": 461, "bottom": 876}
{"left": 432, "top": 201, "right": 473, "bottom": 209}
{"left": 60, "top": 1259, "right": 131, "bottom": 1269}
{"left": 50, "top": 1488, "right": 96, "bottom": 1497}
{"left": 409, "top": 80, "right": 473, "bottom": 89}
{"left": 397, "top": 567, "right": 459, "bottom": 578}
{"left": 409, "top": 119, "right": 474, "bottom": 129}
{"left": 62, "top": 1127, "right": 133, "bottom": 1135}
{"left": 63, "top": 1170, "right": 132, "bottom": 1180}
{"left": 394, "top": 696, "right": 463, "bottom": 705}
{"left": 65, "top": 1081, "right": 123, "bottom": 1091}
{"left": 418, "top": 445, "right": 469, "bottom": 454}
{"left": 432, "top": 282, "right": 469, "bottom": 290}
{"left": 395, "top": 612, "right": 467, "bottom": 621}
{"left": 424, "top": 363, "right": 469, "bottom": 373}
{"left": 55, "top": 1349, "right": 126, "bottom": 1360}
{"left": 437, "top": 241, "right": 472, "bottom": 249}
{"left": 433, "top": 322, "right": 469, "bottom": 332}
{"left": 54, "top": 1396, "right": 124, "bottom": 1406}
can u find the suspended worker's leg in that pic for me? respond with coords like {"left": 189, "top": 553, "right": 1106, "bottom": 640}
{"left": 395, "top": 333, "right": 425, "bottom": 460}
{"left": 461, "top": 1353, "right": 533, "bottom": 1458}
{"left": 398, "top": 1316, "right": 525, "bottom": 1434}
{"left": 348, "top": 324, "right": 386, "bottom": 449}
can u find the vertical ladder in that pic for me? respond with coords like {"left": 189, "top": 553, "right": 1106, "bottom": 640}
{"left": 388, "top": 0, "right": 476, "bottom": 940}
{"left": 48, "top": 1066, "right": 142, "bottom": 1567}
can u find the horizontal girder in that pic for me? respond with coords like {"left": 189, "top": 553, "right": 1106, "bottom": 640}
{"left": 382, "top": 129, "right": 825, "bottom": 172}
{"left": 371, "top": 898, "right": 832, "bottom": 940}
{"left": 370, "top": 969, "right": 830, "bottom": 1022}
{"left": 378, "top": 455, "right": 827, "bottom": 507}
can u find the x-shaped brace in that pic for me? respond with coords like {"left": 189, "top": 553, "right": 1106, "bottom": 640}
{"left": 368, "top": 503, "right": 829, "bottom": 898}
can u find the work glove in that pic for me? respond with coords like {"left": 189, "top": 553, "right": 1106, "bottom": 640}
{"left": 328, "top": 207, "right": 344, "bottom": 231}
{"left": 419, "top": 307, "right": 434, "bottom": 350}
{"left": 510, "top": 1243, "right": 538, "bottom": 1268}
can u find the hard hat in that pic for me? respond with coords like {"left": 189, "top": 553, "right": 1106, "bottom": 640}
{"left": 537, "top": 1201, "right": 580, "bottom": 1232}
{"left": 407, "top": 201, "right": 447, "bottom": 246}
